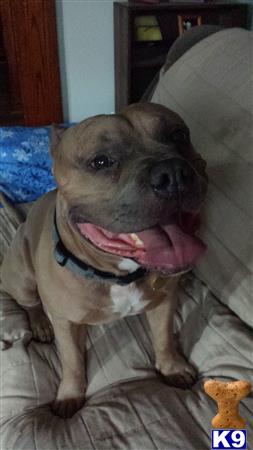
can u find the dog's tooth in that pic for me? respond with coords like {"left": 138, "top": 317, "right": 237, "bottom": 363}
{"left": 130, "top": 233, "right": 144, "bottom": 247}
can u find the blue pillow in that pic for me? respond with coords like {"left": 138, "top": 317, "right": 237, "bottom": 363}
{"left": 0, "top": 126, "right": 57, "bottom": 203}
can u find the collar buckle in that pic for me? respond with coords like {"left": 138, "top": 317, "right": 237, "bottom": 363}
{"left": 54, "top": 241, "right": 69, "bottom": 266}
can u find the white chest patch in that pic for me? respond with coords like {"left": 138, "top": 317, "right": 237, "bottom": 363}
{"left": 110, "top": 283, "right": 150, "bottom": 317}
{"left": 118, "top": 258, "right": 140, "bottom": 273}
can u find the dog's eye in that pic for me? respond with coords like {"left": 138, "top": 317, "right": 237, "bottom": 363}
{"left": 90, "top": 154, "right": 114, "bottom": 170}
{"left": 171, "top": 129, "right": 188, "bottom": 143}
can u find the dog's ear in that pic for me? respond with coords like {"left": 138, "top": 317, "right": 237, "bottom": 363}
{"left": 50, "top": 124, "right": 68, "bottom": 158}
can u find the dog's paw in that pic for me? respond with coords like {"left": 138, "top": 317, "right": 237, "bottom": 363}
{"left": 156, "top": 352, "right": 197, "bottom": 389}
{"left": 51, "top": 380, "right": 87, "bottom": 418}
{"left": 51, "top": 395, "right": 86, "bottom": 418}
{"left": 27, "top": 308, "right": 54, "bottom": 343}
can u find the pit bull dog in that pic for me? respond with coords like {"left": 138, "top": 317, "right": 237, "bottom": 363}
{"left": 1, "top": 103, "right": 207, "bottom": 418}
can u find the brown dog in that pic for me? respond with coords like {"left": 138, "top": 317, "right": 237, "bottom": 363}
{"left": 1, "top": 103, "right": 207, "bottom": 418}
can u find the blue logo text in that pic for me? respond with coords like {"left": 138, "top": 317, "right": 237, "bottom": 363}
{"left": 212, "top": 430, "right": 247, "bottom": 449}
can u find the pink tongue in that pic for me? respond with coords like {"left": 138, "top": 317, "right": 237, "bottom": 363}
{"left": 77, "top": 215, "right": 206, "bottom": 274}
{"left": 136, "top": 224, "right": 206, "bottom": 272}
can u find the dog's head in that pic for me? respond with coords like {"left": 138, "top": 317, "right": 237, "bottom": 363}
{"left": 51, "top": 103, "right": 207, "bottom": 273}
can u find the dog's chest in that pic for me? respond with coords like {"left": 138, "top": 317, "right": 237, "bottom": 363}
{"left": 109, "top": 283, "right": 150, "bottom": 316}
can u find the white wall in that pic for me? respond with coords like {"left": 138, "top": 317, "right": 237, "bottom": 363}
{"left": 56, "top": 0, "right": 116, "bottom": 122}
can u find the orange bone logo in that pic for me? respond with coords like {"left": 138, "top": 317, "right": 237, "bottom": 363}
{"left": 204, "top": 379, "right": 251, "bottom": 429}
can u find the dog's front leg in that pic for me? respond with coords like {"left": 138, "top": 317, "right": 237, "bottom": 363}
{"left": 50, "top": 315, "right": 87, "bottom": 418}
{"left": 146, "top": 278, "right": 197, "bottom": 388}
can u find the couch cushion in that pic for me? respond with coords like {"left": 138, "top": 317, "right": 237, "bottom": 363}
{"left": 151, "top": 28, "right": 253, "bottom": 328}
{"left": 1, "top": 273, "right": 253, "bottom": 449}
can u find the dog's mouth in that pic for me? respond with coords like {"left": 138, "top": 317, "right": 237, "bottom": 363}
{"left": 75, "top": 213, "right": 206, "bottom": 274}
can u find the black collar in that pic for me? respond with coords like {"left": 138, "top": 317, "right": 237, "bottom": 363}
{"left": 52, "top": 212, "right": 148, "bottom": 286}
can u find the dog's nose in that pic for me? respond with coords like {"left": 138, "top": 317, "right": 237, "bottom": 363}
{"left": 150, "top": 158, "right": 195, "bottom": 198}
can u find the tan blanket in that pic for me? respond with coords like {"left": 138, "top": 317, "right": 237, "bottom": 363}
{"left": 1, "top": 204, "right": 252, "bottom": 449}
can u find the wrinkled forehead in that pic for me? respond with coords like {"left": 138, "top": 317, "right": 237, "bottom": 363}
{"left": 73, "top": 115, "right": 134, "bottom": 147}
{"left": 122, "top": 105, "right": 189, "bottom": 142}
{"left": 58, "top": 114, "right": 135, "bottom": 158}
{"left": 60, "top": 107, "right": 188, "bottom": 156}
